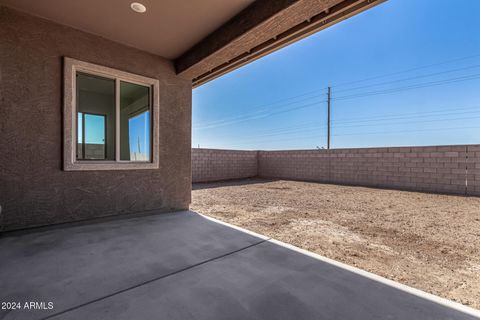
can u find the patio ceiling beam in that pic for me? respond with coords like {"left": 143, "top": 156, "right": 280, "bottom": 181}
{"left": 175, "top": 0, "right": 386, "bottom": 87}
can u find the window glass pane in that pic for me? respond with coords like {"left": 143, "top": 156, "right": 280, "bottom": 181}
{"left": 120, "top": 81, "right": 151, "bottom": 161}
{"left": 76, "top": 73, "right": 115, "bottom": 160}
{"left": 77, "top": 113, "right": 83, "bottom": 159}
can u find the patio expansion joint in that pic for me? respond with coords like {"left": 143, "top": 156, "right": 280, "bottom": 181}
{"left": 40, "top": 237, "right": 270, "bottom": 320}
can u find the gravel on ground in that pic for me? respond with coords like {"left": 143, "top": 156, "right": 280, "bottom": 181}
{"left": 191, "top": 179, "right": 480, "bottom": 309}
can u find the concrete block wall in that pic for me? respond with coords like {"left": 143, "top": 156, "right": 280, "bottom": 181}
{"left": 333, "top": 146, "right": 468, "bottom": 194}
{"left": 192, "top": 145, "right": 480, "bottom": 196}
{"left": 258, "top": 146, "right": 468, "bottom": 195}
{"left": 192, "top": 149, "right": 258, "bottom": 182}
{"left": 258, "top": 150, "right": 330, "bottom": 182}
{"left": 467, "top": 145, "right": 480, "bottom": 196}
{"left": 77, "top": 143, "right": 105, "bottom": 159}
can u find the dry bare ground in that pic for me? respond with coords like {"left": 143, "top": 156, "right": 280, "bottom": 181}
{"left": 191, "top": 179, "right": 480, "bottom": 309}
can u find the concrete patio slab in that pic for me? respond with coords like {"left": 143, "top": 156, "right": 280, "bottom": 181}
{"left": 0, "top": 211, "right": 263, "bottom": 320}
{"left": 0, "top": 211, "right": 478, "bottom": 320}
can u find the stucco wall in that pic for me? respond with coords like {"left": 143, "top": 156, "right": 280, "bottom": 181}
{"left": 192, "top": 149, "right": 257, "bottom": 182}
{"left": 0, "top": 7, "right": 192, "bottom": 231}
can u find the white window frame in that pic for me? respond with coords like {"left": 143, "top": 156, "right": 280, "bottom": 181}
{"left": 63, "top": 57, "right": 160, "bottom": 171}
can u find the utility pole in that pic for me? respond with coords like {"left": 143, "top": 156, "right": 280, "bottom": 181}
{"left": 327, "top": 86, "right": 331, "bottom": 149}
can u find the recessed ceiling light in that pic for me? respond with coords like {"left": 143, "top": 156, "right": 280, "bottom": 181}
{"left": 130, "top": 2, "right": 147, "bottom": 13}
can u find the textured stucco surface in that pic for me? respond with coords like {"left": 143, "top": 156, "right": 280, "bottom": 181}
{"left": 0, "top": 7, "right": 192, "bottom": 231}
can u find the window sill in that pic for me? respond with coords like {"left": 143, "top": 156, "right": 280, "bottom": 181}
{"left": 64, "top": 161, "right": 159, "bottom": 171}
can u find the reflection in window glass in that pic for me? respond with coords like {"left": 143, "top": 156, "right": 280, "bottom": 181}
{"left": 120, "top": 81, "right": 151, "bottom": 161}
{"left": 76, "top": 73, "right": 115, "bottom": 160}
{"left": 77, "top": 113, "right": 106, "bottom": 159}
{"left": 77, "top": 113, "right": 83, "bottom": 158}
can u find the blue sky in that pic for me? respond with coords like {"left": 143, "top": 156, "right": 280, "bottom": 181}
{"left": 128, "top": 111, "right": 150, "bottom": 160}
{"left": 192, "top": 0, "right": 480, "bottom": 150}
{"left": 78, "top": 113, "right": 104, "bottom": 144}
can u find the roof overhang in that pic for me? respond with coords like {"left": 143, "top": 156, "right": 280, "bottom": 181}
{"left": 178, "top": 0, "right": 386, "bottom": 87}
{"left": 0, "top": 0, "right": 385, "bottom": 87}
{"left": 0, "top": 0, "right": 255, "bottom": 60}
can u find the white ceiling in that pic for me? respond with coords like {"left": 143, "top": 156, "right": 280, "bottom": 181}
{"left": 0, "top": 0, "right": 254, "bottom": 59}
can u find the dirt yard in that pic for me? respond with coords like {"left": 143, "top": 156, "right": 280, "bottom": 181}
{"left": 191, "top": 179, "right": 480, "bottom": 309}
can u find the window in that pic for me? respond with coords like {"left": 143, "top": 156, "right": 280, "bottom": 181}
{"left": 63, "top": 57, "right": 159, "bottom": 171}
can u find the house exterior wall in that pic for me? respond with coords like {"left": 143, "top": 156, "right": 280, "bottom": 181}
{"left": 192, "top": 149, "right": 257, "bottom": 182}
{"left": 0, "top": 7, "right": 192, "bottom": 231}
{"left": 191, "top": 145, "right": 479, "bottom": 196}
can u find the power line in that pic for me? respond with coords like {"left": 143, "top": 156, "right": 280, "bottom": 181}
{"left": 330, "top": 106, "right": 480, "bottom": 123}
{"left": 228, "top": 114, "right": 480, "bottom": 142}
{"left": 193, "top": 92, "right": 328, "bottom": 128}
{"left": 193, "top": 93, "right": 327, "bottom": 128}
{"left": 194, "top": 72, "right": 480, "bottom": 130}
{"left": 330, "top": 53, "right": 480, "bottom": 88}
{"left": 194, "top": 53, "right": 480, "bottom": 148}
{"left": 202, "top": 109, "right": 480, "bottom": 143}
{"left": 194, "top": 99, "right": 327, "bottom": 130}
{"left": 250, "top": 106, "right": 480, "bottom": 135}
{"left": 225, "top": 106, "right": 480, "bottom": 137}
{"left": 333, "top": 63, "right": 480, "bottom": 94}
{"left": 332, "top": 73, "right": 480, "bottom": 101}
{"left": 254, "top": 120, "right": 320, "bottom": 134}
{"left": 231, "top": 134, "right": 326, "bottom": 146}
{"left": 334, "top": 114, "right": 480, "bottom": 129}
{"left": 194, "top": 53, "right": 480, "bottom": 129}
{"left": 332, "top": 109, "right": 480, "bottom": 125}
{"left": 332, "top": 126, "right": 480, "bottom": 137}
{"left": 230, "top": 126, "right": 480, "bottom": 147}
